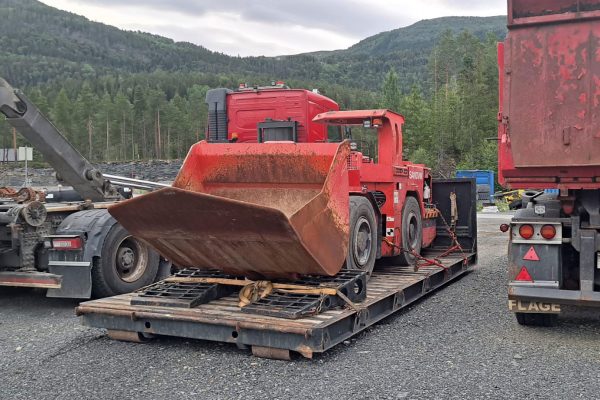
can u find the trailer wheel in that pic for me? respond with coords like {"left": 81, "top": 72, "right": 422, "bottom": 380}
{"left": 515, "top": 313, "right": 558, "bottom": 327}
{"left": 508, "top": 199, "right": 522, "bottom": 210}
{"left": 347, "top": 197, "right": 377, "bottom": 276}
{"left": 92, "top": 223, "right": 159, "bottom": 298}
{"left": 395, "top": 196, "right": 422, "bottom": 266}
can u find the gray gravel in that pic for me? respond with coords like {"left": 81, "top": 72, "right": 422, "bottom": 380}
{"left": 1, "top": 213, "right": 600, "bottom": 399}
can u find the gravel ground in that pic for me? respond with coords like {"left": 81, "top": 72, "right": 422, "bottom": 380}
{"left": 1, "top": 213, "right": 600, "bottom": 400}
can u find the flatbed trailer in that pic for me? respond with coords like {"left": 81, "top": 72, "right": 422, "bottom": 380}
{"left": 77, "top": 249, "right": 476, "bottom": 360}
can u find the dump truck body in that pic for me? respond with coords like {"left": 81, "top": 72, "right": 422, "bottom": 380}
{"left": 499, "top": 0, "right": 600, "bottom": 189}
{"left": 499, "top": 0, "right": 600, "bottom": 325}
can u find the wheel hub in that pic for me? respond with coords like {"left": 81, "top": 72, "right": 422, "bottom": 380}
{"left": 117, "top": 247, "right": 135, "bottom": 269}
{"left": 353, "top": 217, "right": 372, "bottom": 266}
{"left": 407, "top": 213, "right": 418, "bottom": 249}
{"left": 114, "top": 237, "right": 149, "bottom": 283}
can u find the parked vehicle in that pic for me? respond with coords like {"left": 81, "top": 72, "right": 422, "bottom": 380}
{"left": 0, "top": 78, "right": 170, "bottom": 298}
{"left": 499, "top": 0, "right": 600, "bottom": 325}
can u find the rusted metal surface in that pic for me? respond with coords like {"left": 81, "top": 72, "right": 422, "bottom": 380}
{"left": 78, "top": 250, "right": 476, "bottom": 359}
{"left": 0, "top": 187, "right": 45, "bottom": 203}
{"left": 509, "top": 0, "right": 600, "bottom": 25}
{"left": 109, "top": 141, "right": 350, "bottom": 279}
{"left": 505, "top": 9, "right": 600, "bottom": 168}
{"left": 500, "top": 0, "right": 600, "bottom": 189}
{"left": 251, "top": 346, "right": 292, "bottom": 360}
{"left": 106, "top": 330, "right": 148, "bottom": 343}
{"left": 0, "top": 271, "right": 62, "bottom": 288}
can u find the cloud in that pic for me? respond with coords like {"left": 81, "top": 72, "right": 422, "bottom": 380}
{"left": 39, "top": 0, "right": 506, "bottom": 56}
{"left": 55, "top": 0, "right": 410, "bottom": 37}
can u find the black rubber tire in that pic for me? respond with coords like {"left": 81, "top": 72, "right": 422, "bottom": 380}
{"left": 515, "top": 312, "right": 558, "bottom": 327}
{"left": 92, "top": 223, "right": 160, "bottom": 298}
{"left": 395, "top": 196, "right": 423, "bottom": 266}
{"left": 346, "top": 196, "right": 377, "bottom": 277}
{"left": 508, "top": 199, "right": 522, "bottom": 210}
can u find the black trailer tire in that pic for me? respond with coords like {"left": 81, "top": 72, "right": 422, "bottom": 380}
{"left": 515, "top": 312, "right": 558, "bottom": 327}
{"left": 395, "top": 196, "right": 423, "bottom": 266}
{"left": 92, "top": 223, "right": 160, "bottom": 298}
{"left": 346, "top": 196, "right": 377, "bottom": 276}
{"left": 508, "top": 199, "right": 523, "bottom": 210}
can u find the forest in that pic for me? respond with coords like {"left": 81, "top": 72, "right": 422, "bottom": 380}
{"left": 0, "top": 0, "right": 502, "bottom": 177}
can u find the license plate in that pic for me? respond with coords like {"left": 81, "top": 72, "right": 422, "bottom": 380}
{"left": 508, "top": 300, "right": 561, "bottom": 313}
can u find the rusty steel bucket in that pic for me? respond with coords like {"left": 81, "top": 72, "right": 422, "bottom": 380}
{"left": 109, "top": 141, "right": 350, "bottom": 279}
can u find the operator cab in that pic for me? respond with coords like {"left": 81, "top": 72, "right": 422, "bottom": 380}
{"left": 313, "top": 110, "right": 406, "bottom": 166}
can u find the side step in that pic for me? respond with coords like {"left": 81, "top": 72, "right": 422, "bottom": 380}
{"left": 0, "top": 271, "right": 62, "bottom": 289}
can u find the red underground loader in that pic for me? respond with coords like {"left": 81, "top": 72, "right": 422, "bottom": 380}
{"left": 109, "top": 108, "right": 438, "bottom": 280}
{"left": 77, "top": 84, "right": 477, "bottom": 358}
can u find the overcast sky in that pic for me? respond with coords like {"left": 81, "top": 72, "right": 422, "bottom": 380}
{"left": 39, "top": 0, "right": 506, "bottom": 56}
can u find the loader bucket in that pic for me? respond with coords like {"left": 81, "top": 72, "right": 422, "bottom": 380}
{"left": 109, "top": 141, "right": 351, "bottom": 279}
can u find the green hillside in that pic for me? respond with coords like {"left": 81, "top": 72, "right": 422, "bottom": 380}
{"left": 0, "top": 0, "right": 506, "bottom": 90}
{"left": 0, "top": 0, "right": 503, "bottom": 175}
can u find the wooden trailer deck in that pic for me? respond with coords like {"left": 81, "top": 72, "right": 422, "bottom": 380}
{"left": 77, "top": 250, "right": 476, "bottom": 359}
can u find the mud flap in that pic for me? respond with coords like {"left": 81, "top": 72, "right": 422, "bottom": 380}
{"left": 46, "top": 261, "right": 92, "bottom": 298}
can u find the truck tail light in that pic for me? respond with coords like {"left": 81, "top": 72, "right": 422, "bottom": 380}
{"left": 515, "top": 266, "right": 533, "bottom": 282}
{"left": 52, "top": 237, "right": 82, "bottom": 250}
{"left": 518, "top": 224, "right": 534, "bottom": 239}
{"left": 540, "top": 225, "right": 556, "bottom": 240}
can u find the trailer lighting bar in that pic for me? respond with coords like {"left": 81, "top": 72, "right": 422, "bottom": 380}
{"left": 52, "top": 237, "right": 82, "bottom": 250}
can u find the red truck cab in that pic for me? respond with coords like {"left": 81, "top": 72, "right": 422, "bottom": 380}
{"left": 206, "top": 83, "right": 339, "bottom": 144}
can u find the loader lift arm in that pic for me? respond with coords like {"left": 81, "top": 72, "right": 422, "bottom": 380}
{"left": 0, "top": 78, "right": 120, "bottom": 202}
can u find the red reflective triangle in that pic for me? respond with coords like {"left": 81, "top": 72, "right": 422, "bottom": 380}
{"left": 523, "top": 246, "right": 540, "bottom": 261}
{"left": 515, "top": 266, "right": 533, "bottom": 282}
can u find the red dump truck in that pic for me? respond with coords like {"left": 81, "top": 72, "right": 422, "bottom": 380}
{"left": 77, "top": 83, "right": 477, "bottom": 359}
{"left": 500, "top": 0, "right": 600, "bottom": 325}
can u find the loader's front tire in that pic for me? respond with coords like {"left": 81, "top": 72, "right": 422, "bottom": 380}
{"left": 347, "top": 196, "right": 377, "bottom": 277}
{"left": 92, "top": 223, "right": 160, "bottom": 298}
{"left": 395, "top": 196, "right": 422, "bottom": 266}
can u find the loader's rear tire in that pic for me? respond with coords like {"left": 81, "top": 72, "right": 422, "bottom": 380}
{"left": 346, "top": 196, "right": 377, "bottom": 277}
{"left": 515, "top": 312, "right": 558, "bottom": 327}
{"left": 395, "top": 196, "right": 422, "bottom": 266}
{"left": 92, "top": 223, "right": 159, "bottom": 298}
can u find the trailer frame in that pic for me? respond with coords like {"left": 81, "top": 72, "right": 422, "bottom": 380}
{"left": 77, "top": 250, "right": 476, "bottom": 359}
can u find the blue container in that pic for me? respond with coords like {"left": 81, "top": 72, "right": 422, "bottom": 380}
{"left": 456, "top": 170, "right": 495, "bottom": 203}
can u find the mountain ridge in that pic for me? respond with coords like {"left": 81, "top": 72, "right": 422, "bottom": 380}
{"left": 0, "top": 0, "right": 507, "bottom": 91}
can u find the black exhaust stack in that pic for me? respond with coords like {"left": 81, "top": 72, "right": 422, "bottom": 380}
{"left": 205, "top": 88, "right": 232, "bottom": 143}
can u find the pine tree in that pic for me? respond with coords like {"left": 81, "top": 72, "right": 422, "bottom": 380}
{"left": 381, "top": 69, "right": 402, "bottom": 112}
